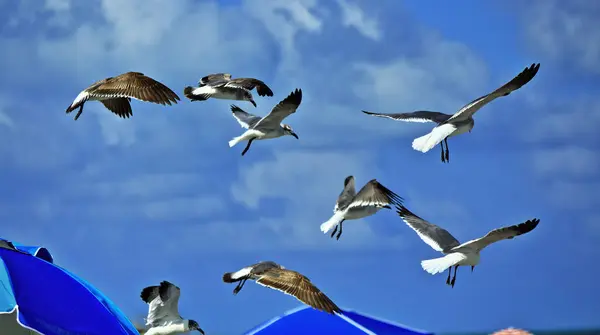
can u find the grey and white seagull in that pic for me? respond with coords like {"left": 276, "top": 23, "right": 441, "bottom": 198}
{"left": 228, "top": 88, "right": 301, "bottom": 156}
{"left": 138, "top": 281, "right": 204, "bottom": 335}
{"left": 396, "top": 204, "right": 540, "bottom": 288}
{"left": 320, "top": 176, "right": 404, "bottom": 240}
{"left": 223, "top": 261, "right": 341, "bottom": 315}
{"left": 66, "top": 72, "right": 180, "bottom": 120}
{"left": 183, "top": 73, "right": 274, "bottom": 107}
{"left": 362, "top": 63, "right": 541, "bottom": 163}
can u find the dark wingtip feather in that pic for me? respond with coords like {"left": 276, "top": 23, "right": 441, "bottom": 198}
{"left": 258, "top": 84, "right": 274, "bottom": 97}
{"left": 518, "top": 218, "right": 540, "bottom": 234}
{"left": 140, "top": 285, "right": 158, "bottom": 303}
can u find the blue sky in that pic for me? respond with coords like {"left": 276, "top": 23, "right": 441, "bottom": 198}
{"left": 1, "top": 0, "right": 599, "bottom": 334}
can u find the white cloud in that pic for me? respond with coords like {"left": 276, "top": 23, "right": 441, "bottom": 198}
{"left": 523, "top": 0, "right": 600, "bottom": 73}
{"left": 532, "top": 146, "right": 599, "bottom": 178}
{"left": 335, "top": 0, "right": 382, "bottom": 41}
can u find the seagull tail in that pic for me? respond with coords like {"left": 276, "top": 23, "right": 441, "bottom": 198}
{"left": 421, "top": 253, "right": 465, "bottom": 275}
{"left": 183, "top": 86, "right": 207, "bottom": 101}
{"left": 228, "top": 135, "right": 244, "bottom": 148}
{"left": 222, "top": 272, "right": 236, "bottom": 283}
{"left": 320, "top": 211, "right": 344, "bottom": 234}
{"left": 411, "top": 131, "right": 435, "bottom": 153}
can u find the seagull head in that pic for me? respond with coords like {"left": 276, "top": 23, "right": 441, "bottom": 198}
{"left": 188, "top": 320, "right": 205, "bottom": 334}
{"left": 282, "top": 124, "right": 299, "bottom": 139}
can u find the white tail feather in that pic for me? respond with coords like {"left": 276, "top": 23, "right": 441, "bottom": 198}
{"left": 320, "top": 211, "right": 345, "bottom": 233}
{"left": 411, "top": 123, "right": 457, "bottom": 153}
{"left": 411, "top": 132, "right": 435, "bottom": 153}
{"left": 421, "top": 253, "right": 466, "bottom": 275}
{"left": 228, "top": 136, "right": 243, "bottom": 147}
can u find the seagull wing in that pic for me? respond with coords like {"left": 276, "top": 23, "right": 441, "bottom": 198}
{"left": 255, "top": 268, "right": 342, "bottom": 315}
{"left": 253, "top": 89, "right": 302, "bottom": 129}
{"left": 446, "top": 63, "right": 540, "bottom": 122}
{"left": 100, "top": 98, "right": 133, "bottom": 118}
{"left": 230, "top": 105, "right": 262, "bottom": 129}
{"left": 347, "top": 179, "right": 404, "bottom": 210}
{"left": 199, "top": 73, "right": 232, "bottom": 86}
{"left": 334, "top": 176, "right": 357, "bottom": 212}
{"left": 396, "top": 205, "right": 461, "bottom": 253}
{"left": 455, "top": 218, "right": 540, "bottom": 253}
{"left": 90, "top": 72, "right": 180, "bottom": 105}
{"left": 226, "top": 78, "right": 274, "bottom": 97}
{"left": 139, "top": 281, "right": 181, "bottom": 327}
{"left": 362, "top": 110, "right": 453, "bottom": 124}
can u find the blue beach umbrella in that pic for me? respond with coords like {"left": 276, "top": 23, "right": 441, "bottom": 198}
{"left": 0, "top": 238, "right": 140, "bottom": 335}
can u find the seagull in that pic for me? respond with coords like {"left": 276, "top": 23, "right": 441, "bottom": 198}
{"left": 139, "top": 281, "right": 204, "bottom": 335}
{"left": 66, "top": 72, "right": 180, "bottom": 120}
{"left": 320, "top": 176, "right": 404, "bottom": 240}
{"left": 228, "top": 88, "right": 301, "bottom": 156}
{"left": 362, "top": 63, "right": 541, "bottom": 163}
{"left": 183, "top": 73, "right": 274, "bottom": 107}
{"left": 396, "top": 204, "right": 540, "bottom": 288}
{"left": 223, "top": 261, "right": 341, "bottom": 315}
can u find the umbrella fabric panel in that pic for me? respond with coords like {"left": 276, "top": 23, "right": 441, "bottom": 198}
{"left": 245, "top": 307, "right": 369, "bottom": 335}
{"left": 60, "top": 266, "right": 139, "bottom": 335}
{"left": 343, "top": 310, "right": 433, "bottom": 335}
{"left": 0, "top": 249, "right": 136, "bottom": 335}
{"left": 11, "top": 243, "right": 53, "bottom": 263}
{"left": 0, "top": 258, "right": 17, "bottom": 313}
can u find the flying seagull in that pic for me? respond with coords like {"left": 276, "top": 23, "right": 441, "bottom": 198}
{"left": 139, "top": 281, "right": 204, "bottom": 335}
{"left": 228, "top": 88, "right": 301, "bottom": 156}
{"left": 183, "top": 73, "right": 274, "bottom": 107}
{"left": 66, "top": 72, "right": 180, "bottom": 120}
{"left": 396, "top": 204, "right": 540, "bottom": 288}
{"left": 223, "top": 261, "right": 341, "bottom": 315}
{"left": 320, "top": 176, "right": 404, "bottom": 240}
{"left": 362, "top": 63, "right": 540, "bottom": 163}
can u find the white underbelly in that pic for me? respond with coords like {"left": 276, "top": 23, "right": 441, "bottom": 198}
{"left": 344, "top": 206, "right": 381, "bottom": 220}
{"left": 457, "top": 252, "right": 480, "bottom": 266}
{"left": 448, "top": 121, "right": 474, "bottom": 138}
{"left": 193, "top": 86, "right": 239, "bottom": 100}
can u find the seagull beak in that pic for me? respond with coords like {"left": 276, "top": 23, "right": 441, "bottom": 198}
{"left": 250, "top": 99, "right": 257, "bottom": 108}
{"left": 291, "top": 132, "right": 299, "bottom": 139}
{"left": 471, "top": 266, "right": 475, "bottom": 272}
{"left": 197, "top": 327, "right": 205, "bottom": 335}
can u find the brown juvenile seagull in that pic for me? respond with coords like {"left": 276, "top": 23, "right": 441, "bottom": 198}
{"left": 65, "top": 72, "right": 180, "bottom": 120}
{"left": 223, "top": 261, "right": 341, "bottom": 315}
{"left": 362, "top": 63, "right": 541, "bottom": 163}
{"left": 183, "top": 73, "right": 274, "bottom": 107}
{"left": 396, "top": 204, "right": 540, "bottom": 288}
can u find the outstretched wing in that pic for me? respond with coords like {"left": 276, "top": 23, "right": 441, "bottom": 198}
{"left": 226, "top": 78, "right": 274, "bottom": 97}
{"left": 198, "top": 73, "right": 232, "bottom": 86}
{"left": 334, "top": 175, "right": 357, "bottom": 212}
{"left": 256, "top": 268, "right": 342, "bottom": 315}
{"left": 456, "top": 218, "right": 540, "bottom": 253}
{"left": 140, "top": 281, "right": 181, "bottom": 327}
{"left": 90, "top": 72, "right": 180, "bottom": 105}
{"left": 253, "top": 89, "right": 302, "bottom": 129}
{"left": 396, "top": 205, "right": 461, "bottom": 253}
{"left": 346, "top": 179, "right": 403, "bottom": 210}
{"left": 230, "top": 105, "right": 262, "bottom": 129}
{"left": 362, "top": 110, "right": 453, "bottom": 124}
{"left": 446, "top": 63, "right": 540, "bottom": 122}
